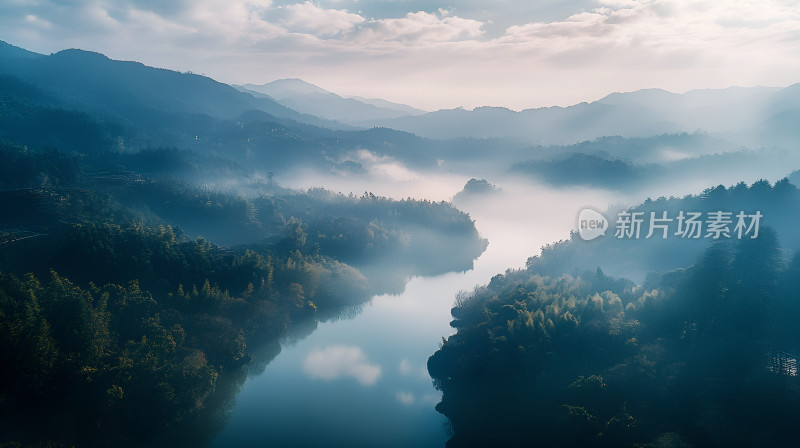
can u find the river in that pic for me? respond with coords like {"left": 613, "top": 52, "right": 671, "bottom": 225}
{"left": 207, "top": 179, "right": 618, "bottom": 448}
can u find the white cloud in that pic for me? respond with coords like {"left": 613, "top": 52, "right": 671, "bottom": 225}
{"left": 501, "top": 0, "right": 800, "bottom": 54}
{"left": 484, "top": 0, "right": 800, "bottom": 86}
{"left": 302, "top": 345, "right": 381, "bottom": 386}
{"left": 354, "top": 10, "right": 485, "bottom": 44}
{"left": 24, "top": 14, "right": 52, "bottom": 29}
{"left": 277, "top": 1, "right": 364, "bottom": 37}
{"left": 596, "top": 0, "right": 651, "bottom": 7}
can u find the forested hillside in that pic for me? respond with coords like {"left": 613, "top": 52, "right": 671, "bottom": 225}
{"left": 0, "top": 121, "right": 491, "bottom": 442}
{"left": 430, "top": 229, "right": 800, "bottom": 447}
{"left": 0, "top": 44, "right": 488, "bottom": 446}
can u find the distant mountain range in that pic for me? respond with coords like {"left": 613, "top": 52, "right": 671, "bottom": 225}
{"left": 237, "top": 77, "right": 797, "bottom": 148}
{"left": 365, "top": 85, "right": 800, "bottom": 145}
{"left": 0, "top": 40, "right": 350, "bottom": 131}
{"left": 1, "top": 39, "right": 798, "bottom": 187}
{"left": 236, "top": 78, "right": 426, "bottom": 124}
{"left": 4, "top": 38, "right": 799, "bottom": 149}
{"left": 0, "top": 40, "right": 454, "bottom": 174}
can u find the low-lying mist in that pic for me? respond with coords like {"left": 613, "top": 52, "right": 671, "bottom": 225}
{"left": 265, "top": 148, "right": 800, "bottom": 285}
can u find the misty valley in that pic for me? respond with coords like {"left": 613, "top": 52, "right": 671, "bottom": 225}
{"left": 2, "top": 40, "right": 800, "bottom": 448}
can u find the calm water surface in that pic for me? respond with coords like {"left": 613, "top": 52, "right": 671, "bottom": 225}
{"left": 209, "top": 183, "right": 615, "bottom": 448}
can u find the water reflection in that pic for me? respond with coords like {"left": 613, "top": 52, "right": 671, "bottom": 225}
{"left": 152, "top": 179, "right": 619, "bottom": 448}
{"left": 201, "top": 180, "right": 619, "bottom": 448}
{"left": 146, "top": 159, "right": 795, "bottom": 448}
{"left": 395, "top": 391, "right": 415, "bottom": 405}
{"left": 303, "top": 345, "right": 382, "bottom": 386}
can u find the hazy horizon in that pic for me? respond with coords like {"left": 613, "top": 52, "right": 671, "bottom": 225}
{"left": 3, "top": 0, "right": 800, "bottom": 111}
{"left": 2, "top": 37, "right": 794, "bottom": 114}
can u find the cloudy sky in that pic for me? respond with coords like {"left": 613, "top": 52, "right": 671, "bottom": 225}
{"left": 3, "top": 0, "right": 800, "bottom": 110}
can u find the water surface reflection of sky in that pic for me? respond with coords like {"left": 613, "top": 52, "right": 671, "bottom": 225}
{"left": 210, "top": 180, "right": 618, "bottom": 448}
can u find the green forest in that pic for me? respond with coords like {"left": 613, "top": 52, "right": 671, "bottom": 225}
{"left": 0, "top": 105, "right": 486, "bottom": 447}
{"left": 429, "top": 220, "right": 800, "bottom": 447}
{"left": 4, "top": 38, "right": 800, "bottom": 448}
{"left": 0, "top": 153, "right": 485, "bottom": 446}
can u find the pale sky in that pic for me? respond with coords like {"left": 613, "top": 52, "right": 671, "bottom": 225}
{"left": 3, "top": 0, "right": 800, "bottom": 111}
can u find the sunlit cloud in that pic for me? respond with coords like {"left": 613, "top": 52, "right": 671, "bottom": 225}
{"left": 498, "top": 0, "right": 800, "bottom": 68}
{"left": 302, "top": 345, "right": 382, "bottom": 386}
{"left": 354, "top": 10, "right": 484, "bottom": 44}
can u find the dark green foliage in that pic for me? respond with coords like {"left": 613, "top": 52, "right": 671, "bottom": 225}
{"left": 0, "top": 141, "right": 81, "bottom": 189}
{"left": 0, "top": 217, "right": 358, "bottom": 446}
{"left": 256, "top": 188, "right": 487, "bottom": 273}
{"left": 0, "top": 138, "right": 485, "bottom": 279}
{"left": 0, "top": 127, "right": 484, "bottom": 446}
{"left": 430, "top": 235, "right": 800, "bottom": 448}
{"left": 0, "top": 121, "right": 490, "bottom": 447}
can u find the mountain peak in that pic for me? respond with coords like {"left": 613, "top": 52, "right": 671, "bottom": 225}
{"left": 50, "top": 48, "right": 111, "bottom": 61}
{"left": 598, "top": 88, "right": 675, "bottom": 105}
{"left": 242, "top": 78, "right": 331, "bottom": 99}
{"left": 473, "top": 106, "right": 516, "bottom": 113}
{"left": 239, "top": 78, "right": 425, "bottom": 123}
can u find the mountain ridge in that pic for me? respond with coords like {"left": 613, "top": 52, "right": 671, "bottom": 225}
{"left": 0, "top": 40, "right": 351, "bottom": 131}
{"left": 365, "top": 83, "right": 795, "bottom": 145}
{"left": 239, "top": 78, "right": 426, "bottom": 123}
